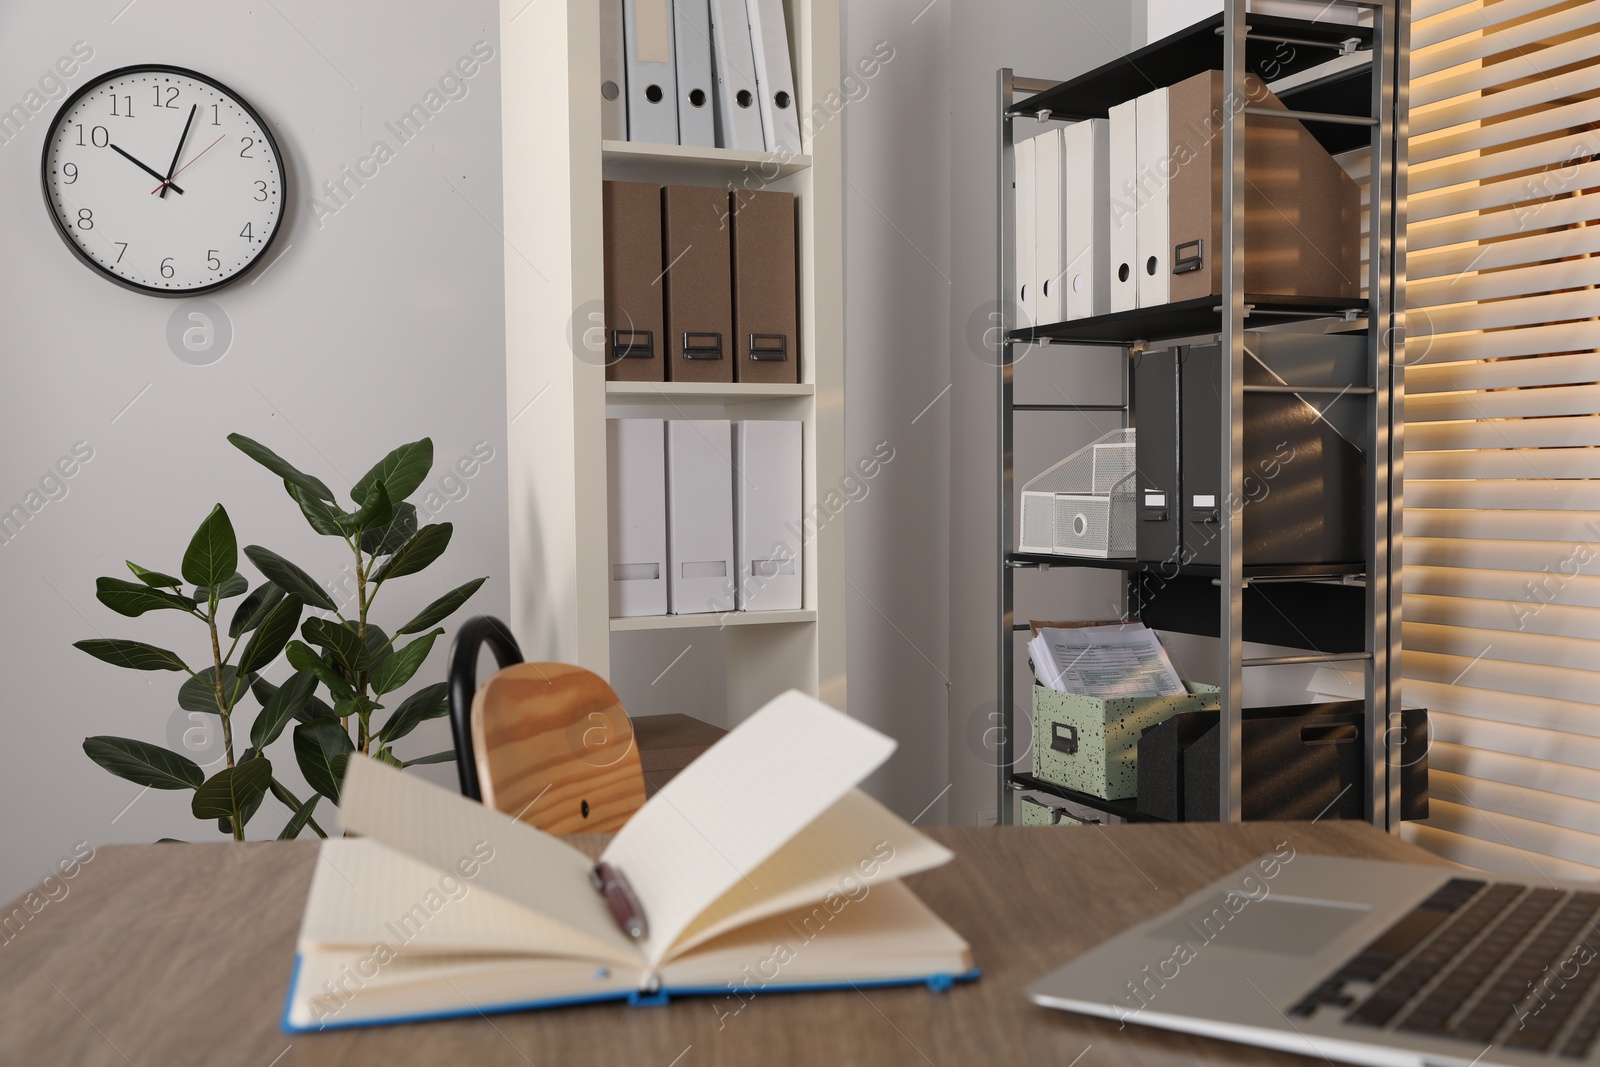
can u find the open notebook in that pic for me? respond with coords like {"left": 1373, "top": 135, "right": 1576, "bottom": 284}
{"left": 282, "top": 690, "right": 976, "bottom": 1031}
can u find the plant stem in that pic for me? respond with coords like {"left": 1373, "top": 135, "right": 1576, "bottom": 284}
{"left": 354, "top": 543, "right": 370, "bottom": 754}
{"left": 207, "top": 612, "right": 243, "bottom": 842}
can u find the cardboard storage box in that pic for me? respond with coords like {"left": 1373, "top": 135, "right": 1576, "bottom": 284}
{"left": 1031, "top": 681, "right": 1219, "bottom": 800}
{"left": 1019, "top": 796, "right": 1087, "bottom": 826}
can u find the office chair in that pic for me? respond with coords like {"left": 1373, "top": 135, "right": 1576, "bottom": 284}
{"left": 447, "top": 616, "right": 647, "bottom": 834}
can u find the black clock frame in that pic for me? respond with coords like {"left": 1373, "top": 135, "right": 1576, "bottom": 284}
{"left": 39, "top": 63, "right": 288, "bottom": 297}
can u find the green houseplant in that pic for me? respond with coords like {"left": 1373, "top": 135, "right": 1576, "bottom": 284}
{"left": 77, "top": 435, "right": 486, "bottom": 840}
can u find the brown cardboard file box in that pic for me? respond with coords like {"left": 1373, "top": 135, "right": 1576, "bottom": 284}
{"left": 602, "top": 181, "right": 666, "bottom": 382}
{"left": 1031, "top": 681, "right": 1220, "bottom": 800}
{"left": 662, "top": 185, "right": 734, "bottom": 383}
{"left": 1166, "top": 70, "right": 1362, "bottom": 301}
{"left": 730, "top": 190, "right": 800, "bottom": 384}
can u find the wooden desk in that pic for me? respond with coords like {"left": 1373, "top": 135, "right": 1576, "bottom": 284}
{"left": 0, "top": 822, "right": 1446, "bottom": 1066}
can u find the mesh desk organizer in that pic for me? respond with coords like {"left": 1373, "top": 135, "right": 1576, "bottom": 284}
{"left": 1018, "top": 428, "right": 1136, "bottom": 558}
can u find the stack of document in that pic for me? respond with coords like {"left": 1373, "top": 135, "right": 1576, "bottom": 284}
{"left": 1013, "top": 73, "right": 1361, "bottom": 325}
{"left": 605, "top": 0, "right": 800, "bottom": 154}
{"left": 1028, "top": 623, "right": 1186, "bottom": 699}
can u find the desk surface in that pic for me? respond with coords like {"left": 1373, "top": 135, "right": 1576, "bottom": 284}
{"left": 0, "top": 821, "right": 1445, "bottom": 1066}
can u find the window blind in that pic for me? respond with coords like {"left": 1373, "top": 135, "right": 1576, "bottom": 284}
{"left": 1375, "top": 0, "right": 1600, "bottom": 877}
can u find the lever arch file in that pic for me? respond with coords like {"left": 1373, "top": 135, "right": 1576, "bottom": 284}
{"left": 1134, "top": 86, "right": 1171, "bottom": 308}
{"left": 624, "top": 0, "right": 680, "bottom": 145}
{"left": 709, "top": 0, "right": 764, "bottom": 150}
{"left": 746, "top": 0, "right": 802, "bottom": 155}
{"left": 1133, "top": 346, "right": 1181, "bottom": 566}
{"left": 662, "top": 185, "right": 734, "bottom": 383}
{"left": 603, "top": 181, "right": 667, "bottom": 382}
{"left": 673, "top": 0, "right": 716, "bottom": 147}
{"left": 1063, "top": 117, "right": 1110, "bottom": 320}
{"left": 601, "top": 0, "right": 628, "bottom": 141}
{"left": 730, "top": 189, "right": 800, "bottom": 384}
{"left": 1013, "top": 133, "right": 1036, "bottom": 330}
{"left": 1107, "top": 98, "right": 1139, "bottom": 313}
{"left": 1035, "top": 128, "right": 1064, "bottom": 326}
{"left": 733, "top": 420, "right": 802, "bottom": 611}
{"left": 608, "top": 419, "right": 669, "bottom": 618}
{"left": 667, "top": 420, "right": 736, "bottom": 614}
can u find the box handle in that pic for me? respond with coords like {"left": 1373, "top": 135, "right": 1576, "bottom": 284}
{"left": 1051, "top": 722, "right": 1079, "bottom": 755}
{"left": 1173, "top": 239, "right": 1203, "bottom": 275}
{"left": 749, "top": 334, "right": 789, "bottom": 362}
{"left": 682, "top": 332, "right": 724, "bottom": 360}
{"left": 1300, "top": 723, "right": 1359, "bottom": 746}
{"left": 613, "top": 329, "right": 654, "bottom": 360}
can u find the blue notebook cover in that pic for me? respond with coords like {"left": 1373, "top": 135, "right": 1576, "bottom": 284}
{"left": 281, "top": 954, "right": 981, "bottom": 1033}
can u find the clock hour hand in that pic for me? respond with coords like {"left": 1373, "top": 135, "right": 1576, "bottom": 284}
{"left": 159, "top": 103, "right": 198, "bottom": 200}
{"left": 109, "top": 144, "right": 185, "bottom": 195}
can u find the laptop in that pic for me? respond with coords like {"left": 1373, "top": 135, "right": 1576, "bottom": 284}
{"left": 1027, "top": 852, "right": 1600, "bottom": 1066}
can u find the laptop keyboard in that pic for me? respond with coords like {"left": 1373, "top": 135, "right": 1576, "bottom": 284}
{"left": 1289, "top": 878, "right": 1600, "bottom": 1058}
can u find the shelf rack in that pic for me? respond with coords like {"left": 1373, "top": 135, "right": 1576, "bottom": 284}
{"left": 996, "top": 0, "right": 1409, "bottom": 826}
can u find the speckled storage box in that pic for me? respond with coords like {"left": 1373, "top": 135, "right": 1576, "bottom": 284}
{"left": 1019, "top": 796, "right": 1086, "bottom": 826}
{"left": 1031, "top": 682, "right": 1219, "bottom": 799}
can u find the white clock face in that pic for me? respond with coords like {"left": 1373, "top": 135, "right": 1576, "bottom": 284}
{"left": 42, "top": 66, "right": 285, "bottom": 295}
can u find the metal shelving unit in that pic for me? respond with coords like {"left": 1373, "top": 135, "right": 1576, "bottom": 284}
{"left": 995, "top": 0, "right": 1409, "bottom": 826}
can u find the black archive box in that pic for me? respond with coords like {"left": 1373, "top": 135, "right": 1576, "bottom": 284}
{"left": 1135, "top": 702, "right": 1429, "bottom": 822}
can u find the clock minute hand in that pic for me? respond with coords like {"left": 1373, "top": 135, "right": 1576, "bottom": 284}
{"left": 109, "top": 144, "right": 185, "bottom": 195}
{"left": 159, "top": 103, "right": 197, "bottom": 200}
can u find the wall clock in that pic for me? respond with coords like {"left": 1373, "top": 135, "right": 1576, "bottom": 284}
{"left": 40, "top": 64, "right": 285, "bottom": 296}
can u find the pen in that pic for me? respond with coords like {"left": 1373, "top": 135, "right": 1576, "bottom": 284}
{"left": 590, "top": 861, "right": 649, "bottom": 941}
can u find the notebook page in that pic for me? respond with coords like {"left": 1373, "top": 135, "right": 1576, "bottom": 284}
{"left": 299, "top": 839, "right": 633, "bottom": 962}
{"left": 601, "top": 690, "right": 896, "bottom": 966}
{"left": 341, "top": 756, "right": 641, "bottom": 966}
{"left": 663, "top": 788, "right": 954, "bottom": 960}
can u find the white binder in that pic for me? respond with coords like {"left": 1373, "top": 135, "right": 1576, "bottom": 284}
{"left": 607, "top": 419, "right": 668, "bottom": 618}
{"left": 624, "top": 0, "right": 680, "bottom": 145}
{"left": 601, "top": 0, "right": 628, "bottom": 141}
{"left": 1035, "top": 128, "right": 1064, "bottom": 326}
{"left": 733, "top": 420, "right": 802, "bottom": 611}
{"left": 1014, "top": 133, "right": 1036, "bottom": 330}
{"left": 673, "top": 0, "right": 716, "bottom": 147}
{"left": 1135, "top": 86, "right": 1171, "bottom": 308}
{"left": 745, "top": 0, "right": 802, "bottom": 156}
{"left": 709, "top": 0, "right": 765, "bottom": 150}
{"left": 667, "top": 420, "right": 736, "bottom": 614}
{"left": 1108, "top": 98, "right": 1139, "bottom": 313}
{"left": 1064, "top": 118, "right": 1111, "bottom": 320}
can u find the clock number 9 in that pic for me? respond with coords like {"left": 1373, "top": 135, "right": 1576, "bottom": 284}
{"left": 161, "top": 258, "right": 174, "bottom": 279}
{"left": 62, "top": 163, "right": 78, "bottom": 184}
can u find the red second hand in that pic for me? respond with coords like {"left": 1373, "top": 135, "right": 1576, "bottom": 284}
{"left": 150, "top": 133, "right": 227, "bottom": 195}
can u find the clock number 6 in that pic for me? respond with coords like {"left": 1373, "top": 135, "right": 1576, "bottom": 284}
{"left": 160, "top": 258, "right": 174, "bottom": 279}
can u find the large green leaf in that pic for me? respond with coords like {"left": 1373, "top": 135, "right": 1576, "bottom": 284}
{"left": 192, "top": 572, "right": 248, "bottom": 603}
{"left": 242, "top": 545, "right": 338, "bottom": 611}
{"left": 126, "top": 561, "right": 183, "bottom": 589}
{"left": 83, "top": 736, "right": 203, "bottom": 789}
{"left": 402, "top": 750, "right": 457, "bottom": 768}
{"left": 353, "top": 439, "right": 433, "bottom": 506}
{"left": 395, "top": 578, "right": 487, "bottom": 636}
{"left": 371, "top": 524, "right": 453, "bottom": 584}
{"left": 336, "top": 481, "right": 392, "bottom": 536}
{"left": 377, "top": 682, "right": 449, "bottom": 743}
{"left": 369, "top": 629, "right": 443, "bottom": 696}
{"left": 235, "top": 749, "right": 270, "bottom": 828}
{"left": 228, "top": 433, "right": 336, "bottom": 503}
{"left": 94, "top": 577, "right": 196, "bottom": 617}
{"left": 252, "top": 674, "right": 337, "bottom": 724}
{"left": 294, "top": 720, "right": 354, "bottom": 801}
{"left": 362, "top": 625, "right": 392, "bottom": 671}
{"left": 191, "top": 758, "right": 273, "bottom": 820}
{"left": 182, "top": 505, "right": 238, "bottom": 590}
{"left": 229, "top": 582, "right": 285, "bottom": 639}
{"left": 287, "top": 481, "right": 346, "bottom": 537}
{"left": 277, "top": 792, "right": 321, "bottom": 840}
{"left": 361, "top": 502, "right": 417, "bottom": 557}
{"left": 178, "top": 666, "right": 257, "bottom": 714}
{"left": 285, "top": 640, "right": 354, "bottom": 702}
{"left": 238, "top": 594, "right": 304, "bottom": 675}
{"left": 75, "top": 639, "right": 188, "bottom": 672}
{"left": 301, "top": 617, "right": 369, "bottom": 675}
{"left": 251, "top": 669, "right": 318, "bottom": 749}
{"left": 373, "top": 747, "right": 404, "bottom": 769}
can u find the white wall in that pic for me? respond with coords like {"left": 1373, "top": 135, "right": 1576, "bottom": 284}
{"left": 0, "top": 0, "right": 507, "bottom": 902}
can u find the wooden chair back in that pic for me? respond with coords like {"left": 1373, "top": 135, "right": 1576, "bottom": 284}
{"left": 469, "top": 661, "right": 648, "bottom": 834}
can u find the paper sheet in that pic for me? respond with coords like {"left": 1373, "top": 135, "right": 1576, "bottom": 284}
{"left": 1030, "top": 624, "right": 1185, "bottom": 697}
